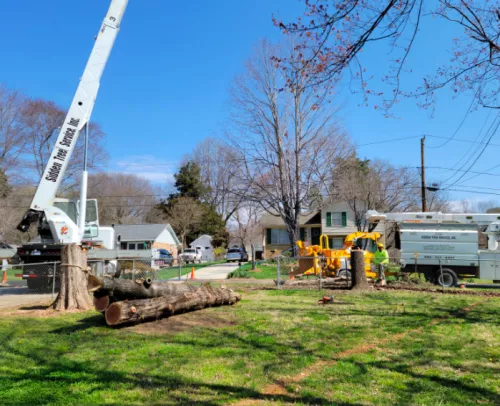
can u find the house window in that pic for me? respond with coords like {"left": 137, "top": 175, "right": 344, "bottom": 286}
{"left": 128, "top": 243, "right": 136, "bottom": 250}
{"left": 266, "top": 228, "right": 291, "bottom": 245}
{"left": 328, "top": 238, "right": 344, "bottom": 249}
{"left": 137, "top": 243, "right": 145, "bottom": 250}
{"left": 120, "top": 242, "right": 127, "bottom": 250}
{"left": 326, "top": 212, "right": 347, "bottom": 227}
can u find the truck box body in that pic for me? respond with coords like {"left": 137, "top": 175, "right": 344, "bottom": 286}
{"left": 478, "top": 252, "right": 500, "bottom": 280}
{"left": 399, "top": 223, "right": 479, "bottom": 270}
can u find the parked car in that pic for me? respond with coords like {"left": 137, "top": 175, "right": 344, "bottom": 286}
{"left": 226, "top": 247, "right": 249, "bottom": 263}
{"left": 153, "top": 248, "right": 174, "bottom": 268}
{"left": 179, "top": 248, "right": 202, "bottom": 264}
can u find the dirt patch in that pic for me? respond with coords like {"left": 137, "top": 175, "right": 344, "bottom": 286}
{"left": 126, "top": 310, "right": 237, "bottom": 336}
{"left": 0, "top": 303, "right": 77, "bottom": 318}
{"left": 378, "top": 285, "right": 500, "bottom": 297}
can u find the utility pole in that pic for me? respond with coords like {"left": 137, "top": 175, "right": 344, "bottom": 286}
{"left": 421, "top": 135, "right": 427, "bottom": 212}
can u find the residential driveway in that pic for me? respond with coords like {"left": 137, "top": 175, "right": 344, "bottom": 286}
{"left": 191, "top": 262, "right": 239, "bottom": 280}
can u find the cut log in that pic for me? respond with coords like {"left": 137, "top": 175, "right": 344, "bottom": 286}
{"left": 93, "top": 295, "right": 111, "bottom": 313}
{"left": 105, "top": 285, "right": 241, "bottom": 326}
{"left": 88, "top": 275, "right": 198, "bottom": 300}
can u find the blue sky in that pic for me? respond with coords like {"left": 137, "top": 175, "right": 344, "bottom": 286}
{"left": 1, "top": 0, "right": 498, "bottom": 204}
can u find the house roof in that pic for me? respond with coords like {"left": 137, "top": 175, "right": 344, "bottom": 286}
{"left": 260, "top": 211, "right": 321, "bottom": 227}
{"left": 113, "top": 224, "right": 175, "bottom": 242}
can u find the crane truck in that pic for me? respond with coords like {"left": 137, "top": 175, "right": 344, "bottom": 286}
{"left": 366, "top": 210, "right": 500, "bottom": 287}
{"left": 14, "top": 1, "right": 137, "bottom": 289}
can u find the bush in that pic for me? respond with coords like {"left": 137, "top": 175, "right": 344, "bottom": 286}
{"left": 227, "top": 268, "right": 251, "bottom": 279}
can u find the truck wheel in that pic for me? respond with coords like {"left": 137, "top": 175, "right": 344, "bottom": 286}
{"left": 337, "top": 269, "right": 352, "bottom": 279}
{"left": 435, "top": 268, "right": 458, "bottom": 288}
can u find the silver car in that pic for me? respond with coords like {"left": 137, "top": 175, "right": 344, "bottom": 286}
{"left": 226, "top": 248, "right": 248, "bottom": 263}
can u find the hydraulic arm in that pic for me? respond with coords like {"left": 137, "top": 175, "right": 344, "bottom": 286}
{"left": 17, "top": 0, "right": 128, "bottom": 243}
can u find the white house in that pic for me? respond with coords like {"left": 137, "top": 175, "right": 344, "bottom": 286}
{"left": 113, "top": 224, "right": 180, "bottom": 257}
{"left": 190, "top": 235, "right": 214, "bottom": 262}
{"left": 260, "top": 201, "right": 380, "bottom": 257}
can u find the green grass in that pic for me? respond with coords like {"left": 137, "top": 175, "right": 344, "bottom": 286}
{"left": 5, "top": 268, "right": 22, "bottom": 280}
{"left": 0, "top": 289, "right": 498, "bottom": 405}
{"left": 228, "top": 262, "right": 279, "bottom": 279}
{"left": 156, "top": 260, "right": 224, "bottom": 280}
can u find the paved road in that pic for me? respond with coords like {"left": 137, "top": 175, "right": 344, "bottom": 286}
{"left": 190, "top": 262, "right": 239, "bottom": 280}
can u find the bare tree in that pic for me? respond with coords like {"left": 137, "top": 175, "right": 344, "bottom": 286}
{"left": 163, "top": 197, "right": 202, "bottom": 248}
{"left": 0, "top": 85, "right": 27, "bottom": 182}
{"left": 230, "top": 203, "right": 263, "bottom": 248}
{"left": 86, "top": 173, "right": 157, "bottom": 225}
{"left": 20, "top": 98, "right": 107, "bottom": 191}
{"left": 452, "top": 198, "right": 500, "bottom": 213}
{"left": 276, "top": 1, "right": 500, "bottom": 110}
{"left": 229, "top": 40, "right": 352, "bottom": 248}
{"left": 331, "top": 155, "right": 448, "bottom": 231}
{"left": 190, "top": 138, "right": 246, "bottom": 223}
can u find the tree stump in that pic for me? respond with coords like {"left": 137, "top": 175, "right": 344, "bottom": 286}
{"left": 53, "top": 244, "right": 93, "bottom": 311}
{"left": 350, "top": 250, "right": 369, "bottom": 291}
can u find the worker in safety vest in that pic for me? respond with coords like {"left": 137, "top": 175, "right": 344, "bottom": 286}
{"left": 373, "top": 243, "right": 389, "bottom": 281}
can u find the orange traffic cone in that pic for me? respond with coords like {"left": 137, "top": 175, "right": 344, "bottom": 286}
{"left": 1, "top": 270, "right": 7, "bottom": 284}
{"left": 190, "top": 267, "right": 195, "bottom": 279}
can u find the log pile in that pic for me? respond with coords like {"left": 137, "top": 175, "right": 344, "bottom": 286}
{"left": 88, "top": 275, "right": 241, "bottom": 326}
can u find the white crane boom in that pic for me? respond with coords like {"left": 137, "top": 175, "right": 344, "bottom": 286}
{"left": 17, "top": 0, "right": 128, "bottom": 241}
{"left": 366, "top": 210, "right": 500, "bottom": 227}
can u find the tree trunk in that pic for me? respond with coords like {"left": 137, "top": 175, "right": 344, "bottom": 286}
{"left": 88, "top": 275, "right": 199, "bottom": 300}
{"left": 53, "top": 244, "right": 93, "bottom": 311}
{"left": 105, "top": 285, "right": 241, "bottom": 326}
{"left": 350, "top": 250, "right": 370, "bottom": 291}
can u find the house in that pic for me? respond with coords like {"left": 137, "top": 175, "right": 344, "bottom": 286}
{"left": 113, "top": 224, "right": 180, "bottom": 257}
{"left": 190, "top": 235, "right": 214, "bottom": 262}
{"left": 261, "top": 202, "right": 376, "bottom": 258}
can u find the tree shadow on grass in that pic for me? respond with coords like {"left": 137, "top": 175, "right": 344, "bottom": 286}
{"left": 50, "top": 314, "right": 106, "bottom": 333}
{"left": 0, "top": 333, "right": 361, "bottom": 406}
{"left": 350, "top": 350, "right": 500, "bottom": 405}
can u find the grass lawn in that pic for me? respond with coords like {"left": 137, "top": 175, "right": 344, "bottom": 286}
{"left": 229, "top": 263, "right": 280, "bottom": 279}
{"left": 0, "top": 289, "right": 498, "bottom": 405}
{"left": 5, "top": 268, "right": 22, "bottom": 280}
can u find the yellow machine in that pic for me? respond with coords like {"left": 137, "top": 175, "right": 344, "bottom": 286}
{"left": 296, "top": 232, "right": 382, "bottom": 278}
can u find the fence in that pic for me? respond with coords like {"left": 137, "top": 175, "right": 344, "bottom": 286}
{"left": 0, "top": 261, "right": 60, "bottom": 297}
{"left": 237, "top": 252, "right": 500, "bottom": 290}
{"left": 88, "top": 257, "right": 201, "bottom": 282}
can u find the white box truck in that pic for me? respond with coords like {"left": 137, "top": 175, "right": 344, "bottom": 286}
{"left": 367, "top": 211, "right": 500, "bottom": 287}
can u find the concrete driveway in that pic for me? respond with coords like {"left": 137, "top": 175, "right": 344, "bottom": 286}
{"left": 190, "top": 262, "right": 239, "bottom": 280}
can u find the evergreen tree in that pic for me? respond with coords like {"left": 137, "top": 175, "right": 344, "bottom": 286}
{"left": 157, "top": 161, "right": 228, "bottom": 247}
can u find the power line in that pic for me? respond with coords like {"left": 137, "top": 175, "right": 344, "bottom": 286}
{"left": 443, "top": 114, "right": 500, "bottom": 189}
{"left": 426, "top": 134, "right": 500, "bottom": 148}
{"left": 427, "top": 91, "right": 477, "bottom": 149}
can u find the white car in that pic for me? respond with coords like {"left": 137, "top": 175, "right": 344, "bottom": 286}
{"left": 179, "top": 248, "right": 202, "bottom": 264}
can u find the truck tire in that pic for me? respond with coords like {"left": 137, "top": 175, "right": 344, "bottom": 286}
{"left": 337, "top": 269, "right": 352, "bottom": 279}
{"left": 434, "top": 268, "right": 458, "bottom": 288}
